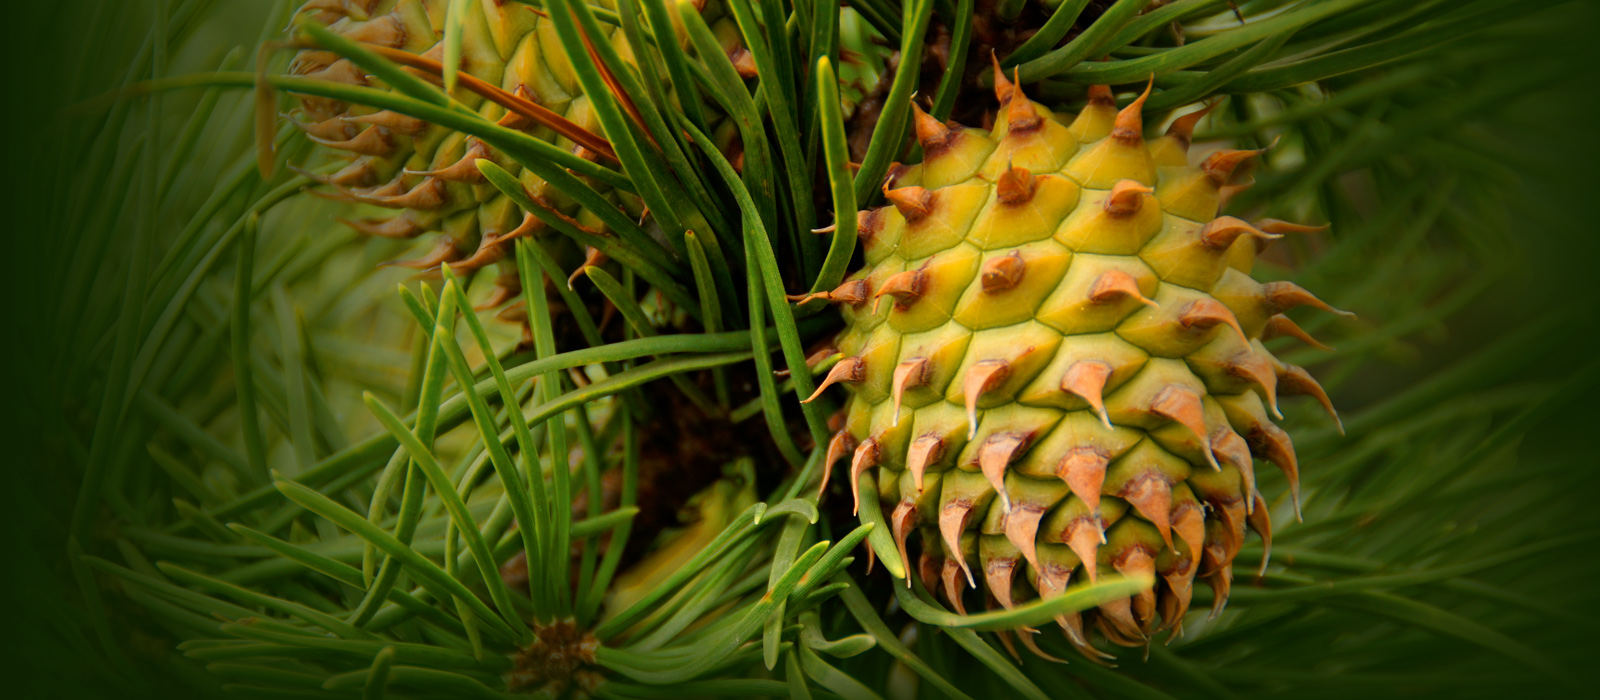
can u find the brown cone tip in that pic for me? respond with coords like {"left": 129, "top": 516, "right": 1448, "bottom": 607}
{"left": 906, "top": 433, "right": 944, "bottom": 493}
{"left": 1200, "top": 216, "right": 1276, "bottom": 248}
{"left": 309, "top": 125, "right": 394, "bottom": 156}
{"left": 1263, "top": 314, "right": 1334, "bottom": 351}
{"left": 819, "top": 431, "right": 854, "bottom": 499}
{"left": 1057, "top": 448, "right": 1109, "bottom": 516}
{"left": 1262, "top": 281, "right": 1356, "bottom": 319}
{"left": 1256, "top": 218, "right": 1331, "bottom": 235}
{"left": 963, "top": 359, "right": 1013, "bottom": 439}
{"left": 1003, "top": 68, "right": 1043, "bottom": 134}
{"left": 873, "top": 267, "right": 927, "bottom": 314}
{"left": 381, "top": 238, "right": 458, "bottom": 270}
{"left": 1061, "top": 361, "right": 1115, "bottom": 428}
{"left": 1065, "top": 515, "right": 1103, "bottom": 582}
{"left": 1104, "top": 179, "right": 1155, "bottom": 217}
{"left": 1122, "top": 475, "right": 1175, "bottom": 550}
{"left": 1087, "top": 84, "right": 1115, "bottom": 107}
{"left": 978, "top": 432, "right": 1029, "bottom": 512}
{"left": 1151, "top": 385, "right": 1216, "bottom": 470}
{"left": 1110, "top": 77, "right": 1154, "bottom": 144}
{"left": 942, "top": 559, "right": 970, "bottom": 614}
{"left": 1179, "top": 298, "right": 1248, "bottom": 344}
{"left": 990, "top": 51, "right": 1015, "bottom": 104}
{"left": 801, "top": 355, "right": 863, "bottom": 403}
{"left": 891, "top": 501, "right": 918, "bottom": 588}
{"left": 981, "top": 252, "right": 1027, "bottom": 294}
{"left": 1164, "top": 99, "right": 1222, "bottom": 149}
{"left": 1004, "top": 502, "right": 1047, "bottom": 574}
{"left": 849, "top": 438, "right": 880, "bottom": 516}
{"left": 1278, "top": 364, "right": 1344, "bottom": 434}
{"left": 995, "top": 164, "right": 1038, "bottom": 205}
{"left": 884, "top": 186, "right": 935, "bottom": 222}
{"left": 1249, "top": 492, "right": 1273, "bottom": 576}
{"left": 343, "top": 109, "right": 426, "bottom": 136}
{"left": 1088, "top": 269, "right": 1158, "bottom": 307}
{"left": 1201, "top": 147, "right": 1267, "bottom": 184}
{"left": 1172, "top": 502, "right": 1206, "bottom": 571}
{"left": 985, "top": 557, "right": 1020, "bottom": 611}
{"left": 940, "top": 501, "right": 978, "bottom": 587}
{"left": 912, "top": 102, "right": 957, "bottom": 156}
{"left": 892, "top": 358, "right": 929, "bottom": 423}
{"left": 375, "top": 178, "right": 448, "bottom": 210}
{"left": 1252, "top": 424, "right": 1301, "bottom": 520}
{"left": 339, "top": 215, "right": 421, "bottom": 239}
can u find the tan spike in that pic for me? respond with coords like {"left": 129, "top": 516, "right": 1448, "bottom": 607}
{"left": 1061, "top": 360, "right": 1115, "bottom": 428}
{"left": 406, "top": 152, "right": 488, "bottom": 184}
{"left": 498, "top": 212, "right": 544, "bottom": 244}
{"left": 849, "top": 438, "right": 881, "bottom": 516}
{"left": 884, "top": 186, "right": 935, "bottom": 222}
{"left": 995, "top": 164, "right": 1038, "bottom": 205}
{"left": 338, "top": 215, "right": 421, "bottom": 239}
{"left": 1179, "top": 298, "right": 1247, "bottom": 344}
{"left": 1251, "top": 423, "right": 1300, "bottom": 519}
{"left": 1109, "top": 76, "right": 1154, "bottom": 144}
{"left": 1200, "top": 216, "right": 1278, "bottom": 249}
{"left": 1229, "top": 352, "right": 1281, "bottom": 419}
{"left": 1210, "top": 428, "right": 1254, "bottom": 494}
{"left": 942, "top": 558, "right": 970, "bottom": 614}
{"left": 1164, "top": 100, "right": 1221, "bottom": 150}
{"left": 1151, "top": 385, "right": 1215, "bottom": 470}
{"left": 911, "top": 102, "right": 957, "bottom": 156}
{"left": 1249, "top": 490, "right": 1273, "bottom": 576}
{"left": 728, "top": 47, "right": 758, "bottom": 78}
{"left": 304, "top": 59, "right": 367, "bottom": 87}
{"left": 1088, "top": 269, "right": 1158, "bottom": 307}
{"left": 1200, "top": 146, "right": 1267, "bottom": 185}
{"left": 872, "top": 267, "right": 927, "bottom": 314}
{"left": 940, "top": 501, "right": 978, "bottom": 587}
{"left": 1086, "top": 84, "right": 1115, "bottom": 107}
{"left": 891, "top": 358, "right": 929, "bottom": 423}
{"left": 1056, "top": 448, "right": 1109, "bottom": 517}
{"left": 1065, "top": 516, "right": 1103, "bottom": 583}
{"left": 343, "top": 108, "right": 426, "bottom": 136}
{"left": 1263, "top": 314, "right": 1334, "bottom": 352}
{"left": 372, "top": 178, "right": 447, "bottom": 210}
{"left": 818, "top": 431, "right": 856, "bottom": 499}
{"left": 1004, "top": 503, "right": 1048, "bottom": 575}
{"left": 918, "top": 551, "right": 942, "bottom": 596}
{"left": 1203, "top": 539, "right": 1233, "bottom": 619}
{"left": 856, "top": 208, "right": 886, "bottom": 244}
{"left": 788, "top": 278, "right": 870, "bottom": 307}
{"left": 801, "top": 356, "right": 863, "bottom": 403}
{"left": 962, "top": 359, "right": 1012, "bottom": 439}
{"left": 990, "top": 51, "right": 1016, "bottom": 104}
{"left": 1103, "top": 179, "right": 1155, "bottom": 217}
{"left": 1058, "top": 612, "right": 1115, "bottom": 664}
{"left": 308, "top": 125, "right": 393, "bottom": 156}
{"left": 978, "top": 432, "right": 1028, "bottom": 512}
{"left": 1098, "top": 596, "right": 1145, "bottom": 642}
{"left": 1262, "top": 281, "right": 1356, "bottom": 318}
{"left": 1004, "top": 68, "right": 1044, "bottom": 133}
{"left": 337, "top": 14, "right": 406, "bottom": 49}
{"left": 981, "top": 251, "right": 1027, "bottom": 293}
{"left": 496, "top": 85, "right": 540, "bottom": 130}
{"left": 1121, "top": 474, "right": 1175, "bottom": 550}
{"left": 1018, "top": 628, "right": 1069, "bottom": 663}
{"left": 1171, "top": 501, "right": 1206, "bottom": 569}
{"left": 326, "top": 159, "right": 377, "bottom": 187}
{"left": 890, "top": 501, "right": 918, "bottom": 588}
{"left": 1114, "top": 547, "right": 1158, "bottom": 630}
{"left": 985, "top": 556, "right": 1020, "bottom": 610}
{"left": 1279, "top": 364, "right": 1344, "bottom": 434}
{"left": 1256, "top": 218, "right": 1330, "bottom": 236}
{"left": 380, "top": 239, "right": 458, "bottom": 270}
{"left": 906, "top": 434, "right": 944, "bottom": 493}
{"left": 1159, "top": 560, "right": 1198, "bottom": 636}
{"left": 291, "top": 114, "right": 357, "bottom": 141}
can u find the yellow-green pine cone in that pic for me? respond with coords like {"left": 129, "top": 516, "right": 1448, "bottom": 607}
{"left": 284, "top": 0, "right": 722, "bottom": 305}
{"left": 815, "top": 68, "right": 1349, "bottom": 655}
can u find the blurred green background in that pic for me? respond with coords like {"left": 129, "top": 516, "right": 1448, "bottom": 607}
{"left": 4, "top": 1, "right": 1598, "bottom": 697}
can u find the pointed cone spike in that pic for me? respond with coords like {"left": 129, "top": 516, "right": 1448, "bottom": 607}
{"left": 1151, "top": 385, "right": 1214, "bottom": 469}
{"left": 912, "top": 102, "right": 956, "bottom": 155}
{"left": 1089, "top": 269, "right": 1158, "bottom": 307}
{"left": 1172, "top": 503, "right": 1206, "bottom": 570}
{"left": 338, "top": 215, "right": 422, "bottom": 239}
{"left": 1004, "top": 504, "right": 1047, "bottom": 574}
{"left": 1262, "top": 281, "right": 1356, "bottom": 318}
{"left": 801, "top": 356, "right": 863, "bottom": 403}
{"left": 978, "top": 433, "right": 1028, "bottom": 512}
{"left": 819, "top": 431, "right": 856, "bottom": 499}
{"left": 1087, "top": 84, "right": 1115, "bottom": 106}
{"left": 1122, "top": 475, "right": 1175, "bottom": 550}
{"left": 1057, "top": 448, "right": 1109, "bottom": 516}
{"left": 1104, "top": 180, "right": 1155, "bottom": 217}
{"left": 892, "top": 358, "right": 929, "bottom": 423}
{"left": 1113, "top": 547, "right": 1158, "bottom": 629}
{"left": 963, "top": 360, "right": 1012, "bottom": 439}
{"left": 1253, "top": 424, "right": 1300, "bottom": 520}
{"left": 942, "top": 558, "right": 970, "bottom": 614}
{"left": 995, "top": 628, "right": 1023, "bottom": 663}
{"left": 1058, "top": 612, "right": 1116, "bottom": 663}
{"left": 405, "top": 145, "right": 488, "bottom": 183}
{"left": 874, "top": 268, "right": 927, "bottom": 314}
{"left": 1004, "top": 69, "right": 1043, "bottom": 133}
{"left": 1204, "top": 549, "right": 1233, "bottom": 619}
{"left": 497, "top": 212, "right": 543, "bottom": 245}
{"left": 1061, "top": 361, "right": 1115, "bottom": 428}
{"left": 940, "top": 501, "right": 978, "bottom": 587}
{"left": 991, "top": 52, "right": 1015, "bottom": 104}
{"left": 1179, "top": 299, "right": 1247, "bottom": 344}
{"left": 884, "top": 186, "right": 935, "bottom": 222}
{"left": 981, "top": 252, "right": 1027, "bottom": 293}
{"left": 891, "top": 501, "right": 918, "bottom": 588}
{"left": 1249, "top": 491, "right": 1273, "bottom": 576}
{"left": 1099, "top": 597, "right": 1145, "bottom": 642}
{"left": 308, "top": 125, "right": 394, "bottom": 156}
{"left": 1065, "top": 517, "right": 1103, "bottom": 582}
{"left": 343, "top": 109, "right": 427, "bottom": 136}
{"left": 906, "top": 434, "right": 944, "bottom": 493}
{"left": 292, "top": 114, "right": 357, "bottom": 141}
{"left": 1264, "top": 314, "right": 1334, "bottom": 351}
{"left": 1211, "top": 428, "right": 1251, "bottom": 482}
{"left": 373, "top": 178, "right": 448, "bottom": 210}
{"left": 849, "top": 439, "right": 880, "bottom": 516}
{"left": 1018, "top": 629, "right": 1069, "bottom": 663}
{"left": 1110, "top": 76, "right": 1154, "bottom": 143}
{"left": 985, "top": 557, "right": 1020, "bottom": 610}
{"left": 1256, "top": 218, "right": 1330, "bottom": 235}
{"left": 1229, "top": 352, "right": 1281, "bottom": 419}
{"left": 1200, "top": 216, "right": 1276, "bottom": 248}
{"left": 1201, "top": 147, "right": 1267, "bottom": 184}
{"left": 1164, "top": 99, "right": 1222, "bottom": 150}
{"left": 1279, "top": 364, "right": 1343, "bottom": 434}
{"left": 995, "top": 165, "right": 1038, "bottom": 205}
{"left": 380, "top": 239, "right": 458, "bottom": 270}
